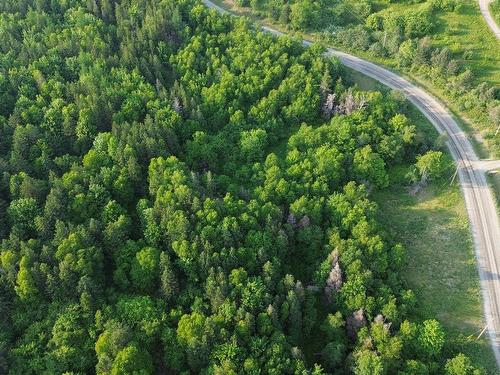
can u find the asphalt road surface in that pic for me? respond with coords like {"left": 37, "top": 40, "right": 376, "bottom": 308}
{"left": 202, "top": 0, "right": 500, "bottom": 367}
{"left": 479, "top": 0, "right": 500, "bottom": 40}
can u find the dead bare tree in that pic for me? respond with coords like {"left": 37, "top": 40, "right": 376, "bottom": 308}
{"left": 357, "top": 92, "right": 367, "bottom": 110}
{"left": 172, "top": 96, "right": 183, "bottom": 115}
{"left": 322, "top": 93, "right": 337, "bottom": 119}
{"left": 335, "top": 89, "right": 368, "bottom": 116}
{"left": 346, "top": 308, "right": 366, "bottom": 341}
{"left": 344, "top": 90, "right": 357, "bottom": 114}
{"left": 324, "top": 250, "right": 343, "bottom": 303}
{"left": 297, "top": 215, "right": 310, "bottom": 229}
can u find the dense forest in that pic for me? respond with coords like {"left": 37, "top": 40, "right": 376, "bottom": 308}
{"left": 0, "top": 0, "right": 484, "bottom": 373}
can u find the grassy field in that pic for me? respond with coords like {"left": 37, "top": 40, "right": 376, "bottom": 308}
{"left": 432, "top": 1, "right": 500, "bottom": 86}
{"left": 378, "top": 1, "right": 500, "bottom": 84}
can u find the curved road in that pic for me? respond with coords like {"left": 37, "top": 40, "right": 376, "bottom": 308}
{"left": 203, "top": 0, "right": 500, "bottom": 366}
{"left": 479, "top": 0, "right": 500, "bottom": 40}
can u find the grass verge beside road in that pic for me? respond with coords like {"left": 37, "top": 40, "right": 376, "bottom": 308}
{"left": 488, "top": 173, "right": 500, "bottom": 211}
{"left": 491, "top": 0, "right": 500, "bottom": 27}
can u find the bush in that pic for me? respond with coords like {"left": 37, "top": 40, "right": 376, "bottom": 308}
{"left": 403, "top": 10, "right": 433, "bottom": 38}
{"left": 397, "top": 40, "right": 416, "bottom": 67}
{"left": 290, "top": 0, "right": 320, "bottom": 30}
{"left": 415, "top": 151, "right": 450, "bottom": 182}
{"left": 369, "top": 42, "right": 387, "bottom": 57}
{"left": 445, "top": 354, "right": 484, "bottom": 375}
{"left": 366, "top": 13, "right": 383, "bottom": 31}
{"left": 334, "top": 25, "right": 371, "bottom": 51}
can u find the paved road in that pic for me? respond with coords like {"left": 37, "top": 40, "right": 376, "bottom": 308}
{"left": 202, "top": 0, "right": 500, "bottom": 367}
{"left": 475, "top": 159, "right": 500, "bottom": 172}
{"left": 479, "top": 0, "right": 500, "bottom": 40}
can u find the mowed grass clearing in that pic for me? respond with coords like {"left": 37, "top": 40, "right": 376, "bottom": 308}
{"left": 488, "top": 172, "right": 500, "bottom": 212}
